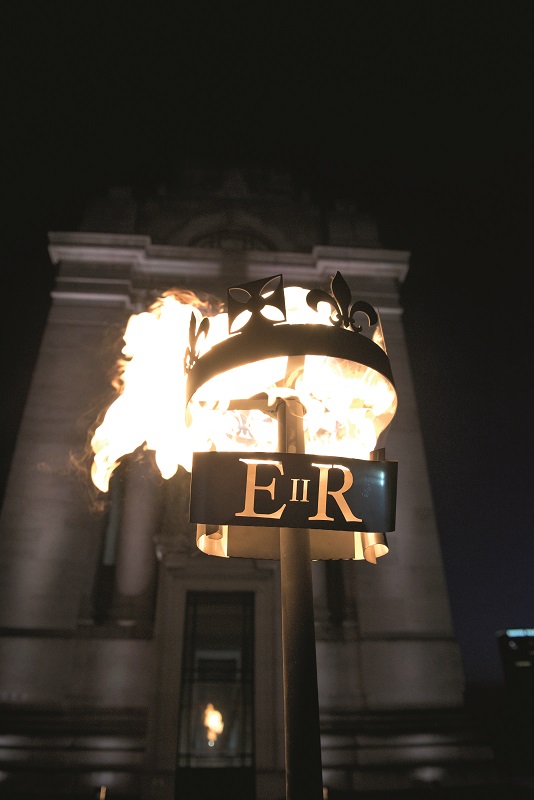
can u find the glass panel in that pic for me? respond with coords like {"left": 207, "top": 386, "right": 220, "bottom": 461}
{"left": 177, "top": 592, "right": 254, "bottom": 768}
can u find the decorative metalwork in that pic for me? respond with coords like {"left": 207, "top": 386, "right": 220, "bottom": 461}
{"left": 185, "top": 270, "right": 398, "bottom": 568}
{"left": 184, "top": 312, "right": 210, "bottom": 373}
{"left": 306, "top": 271, "right": 377, "bottom": 332}
{"left": 185, "top": 271, "right": 395, "bottom": 408}
{"left": 227, "top": 274, "right": 286, "bottom": 333}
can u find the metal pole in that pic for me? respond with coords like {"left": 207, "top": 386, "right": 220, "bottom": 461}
{"left": 278, "top": 397, "right": 324, "bottom": 800}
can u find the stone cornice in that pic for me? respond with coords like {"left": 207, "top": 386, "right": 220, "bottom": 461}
{"left": 47, "top": 232, "right": 409, "bottom": 313}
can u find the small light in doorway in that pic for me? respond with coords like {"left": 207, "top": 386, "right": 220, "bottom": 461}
{"left": 203, "top": 702, "right": 224, "bottom": 744}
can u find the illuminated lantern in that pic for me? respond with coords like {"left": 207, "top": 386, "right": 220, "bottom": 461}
{"left": 185, "top": 273, "right": 398, "bottom": 564}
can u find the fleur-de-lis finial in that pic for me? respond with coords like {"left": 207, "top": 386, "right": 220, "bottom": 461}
{"left": 306, "top": 272, "right": 378, "bottom": 332}
{"left": 184, "top": 313, "right": 210, "bottom": 373}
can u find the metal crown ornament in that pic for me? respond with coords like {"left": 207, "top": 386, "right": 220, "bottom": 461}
{"left": 185, "top": 272, "right": 398, "bottom": 563}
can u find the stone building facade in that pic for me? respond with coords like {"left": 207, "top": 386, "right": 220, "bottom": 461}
{"left": 0, "top": 165, "right": 497, "bottom": 798}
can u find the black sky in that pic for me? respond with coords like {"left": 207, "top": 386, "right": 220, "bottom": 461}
{"left": 2, "top": 3, "right": 533, "bottom": 689}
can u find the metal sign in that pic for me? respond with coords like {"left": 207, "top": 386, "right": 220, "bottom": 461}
{"left": 190, "top": 451, "right": 397, "bottom": 532}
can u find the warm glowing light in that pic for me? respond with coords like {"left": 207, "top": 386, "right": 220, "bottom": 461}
{"left": 203, "top": 702, "right": 224, "bottom": 742}
{"left": 91, "top": 285, "right": 397, "bottom": 492}
{"left": 91, "top": 291, "right": 218, "bottom": 491}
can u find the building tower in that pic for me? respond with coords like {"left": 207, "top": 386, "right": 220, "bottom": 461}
{"left": 0, "top": 165, "right": 496, "bottom": 799}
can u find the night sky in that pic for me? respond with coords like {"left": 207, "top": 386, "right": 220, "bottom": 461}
{"left": 2, "top": 4, "right": 533, "bottom": 690}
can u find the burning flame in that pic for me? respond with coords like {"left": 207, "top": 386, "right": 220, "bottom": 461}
{"left": 91, "top": 286, "right": 396, "bottom": 492}
{"left": 203, "top": 702, "right": 224, "bottom": 744}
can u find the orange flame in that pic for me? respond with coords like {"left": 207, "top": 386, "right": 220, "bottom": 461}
{"left": 91, "top": 287, "right": 396, "bottom": 492}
